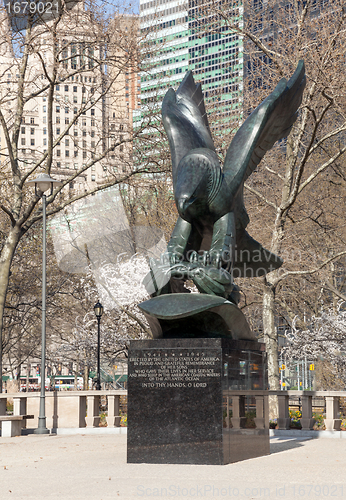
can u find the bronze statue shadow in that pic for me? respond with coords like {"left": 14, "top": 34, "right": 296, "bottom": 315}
{"left": 270, "top": 436, "right": 312, "bottom": 455}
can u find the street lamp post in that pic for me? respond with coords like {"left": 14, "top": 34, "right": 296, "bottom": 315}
{"left": 94, "top": 301, "right": 103, "bottom": 390}
{"left": 27, "top": 174, "right": 62, "bottom": 434}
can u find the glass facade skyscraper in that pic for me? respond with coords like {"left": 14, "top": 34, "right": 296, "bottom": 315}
{"left": 135, "top": 0, "right": 244, "bottom": 130}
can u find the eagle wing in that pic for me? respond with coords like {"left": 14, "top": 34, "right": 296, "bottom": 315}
{"left": 223, "top": 60, "right": 306, "bottom": 194}
{"left": 162, "top": 71, "right": 216, "bottom": 187}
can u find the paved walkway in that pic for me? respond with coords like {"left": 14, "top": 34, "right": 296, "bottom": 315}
{"left": 0, "top": 435, "right": 345, "bottom": 499}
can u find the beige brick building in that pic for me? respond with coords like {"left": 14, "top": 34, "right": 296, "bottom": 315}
{"left": 0, "top": 5, "right": 139, "bottom": 194}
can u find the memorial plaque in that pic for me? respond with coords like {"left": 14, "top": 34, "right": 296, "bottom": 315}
{"left": 127, "top": 338, "right": 269, "bottom": 465}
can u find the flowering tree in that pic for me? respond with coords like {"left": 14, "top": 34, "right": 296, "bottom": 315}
{"left": 282, "top": 305, "right": 346, "bottom": 389}
{"left": 49, "top": 253, "right": 153, "bottom": 386}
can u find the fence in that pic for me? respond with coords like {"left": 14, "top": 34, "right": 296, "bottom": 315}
{"left": 0, "top": 389, "right": 344, "bottom": 432}
{"left": 225, "top": 390, "right": 344, "bottom": 431}
{"left": 0, "top": 390, "right": 127, "bottom": 430}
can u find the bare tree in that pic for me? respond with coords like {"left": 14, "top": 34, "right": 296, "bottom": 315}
{"left": 0, "top": 0, "right": 168, "bottom": 390}
{"left": 192, "top": 0, "right": 346, "bottom": 411}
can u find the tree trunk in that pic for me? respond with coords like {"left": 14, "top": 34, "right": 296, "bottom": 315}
{"left": 263, "top": 279, "right": 280, "bottom": 418}
{"left": 0, "top": 225, "right": 22, "bottom": 392}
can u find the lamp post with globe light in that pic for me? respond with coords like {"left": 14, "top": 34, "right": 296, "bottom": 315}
{"left": 27, "top": 173, "right": 62, "bottom": 434}
{"left": 94, "top": 301, "right": 104, "bottom": 390}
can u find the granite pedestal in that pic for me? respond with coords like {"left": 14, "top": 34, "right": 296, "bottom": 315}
{"left": 127, "top": 338, "right": 269, "bottom": 465}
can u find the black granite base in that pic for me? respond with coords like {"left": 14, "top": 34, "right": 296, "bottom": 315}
{"left": 127, "top": 338, "right": 269, "bottom": 465}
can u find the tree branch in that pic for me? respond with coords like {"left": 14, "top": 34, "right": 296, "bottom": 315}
{"left": 272, "top": 251, "right": 346, "bottom": 286}
{"left": 244, "top": 183, "right": 278, "bottom": 210}
{"left": 0, "top": 205, "right": 16, "bottom": 227}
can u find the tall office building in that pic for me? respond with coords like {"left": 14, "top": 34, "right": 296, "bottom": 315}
{"left": 135, "top": 0, "right": 244, "bottom": 131}
{"left": 0, "top": 6, "right": 139, "bottom": 193}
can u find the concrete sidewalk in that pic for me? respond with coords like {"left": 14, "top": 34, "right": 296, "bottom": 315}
{"left": 0, "top": 434, "right": 345, "bottom": 500}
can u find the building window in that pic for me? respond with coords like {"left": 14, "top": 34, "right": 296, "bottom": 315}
{"left": 65, "top": 85, "right": 68, "bottom": 91}
{"left": 65, "top": 163, "right": 70, "bottom": 169}
{"left": 43, "top": 116, "right": 47, "bottom": 123}
{"left": 91, "top": 174, "right": 96, "bottom": 181}
{"left": 65, "top": 139, "right": 69, "bottom": 146}
{"left": 43, "top": 106, "right": 46, "bottom": 112}
{"left": 30, "top": 118, "right": 35, "bottom": 124}
{"left": 43, "top": 128, "right": 47, "bottom": 135}
{"left": 57, "top": 162, "right": 61, "bottom": 168}
{"left": 91, "top": 131, "right": 95, "bottom": 137}
{"left": 73, "top": 86, "right": 77, "bottom": 92}
{"left": 57, "top": 149, "right": 61, "bottom": 157}
{"left": 74, "top": 107, "right": 77, "bottom": 114}
{"left": 43, "top": 138, "right": 47, "bottom": 145}
{"left": 73, "top": 96, "right": 77, "bottom": 103}
{"left": 56, "top": 84, "right": 60, "bottom": 90}
{"left": 57, "top": 127, "right": 60, "bottom": 135}
{"left": 91, "top": 119, "right": 95, "bottom": 127}
{"left": 74, "top": 129, "right": 78, "bottom": 136}
{"left": 21, "top": 127, "right": 25, "bottom": 134}
{"left": 91, "top": 109, "right": 95, "bottom": 116}
{"left": 65, "top": 118, "right": 69, "bottom": 124}
{"left": 21, "top": 138, "right": 25, "bottom": 145}
{"left": 56, "top": 117, "right": 60, "bottom": 124}
{"left": 65, "top": 107, "right": 69, "bottom": 113}
{"left": 65, "top": 150, "right": 70, "bottom": 157}
{"left": 74, "top": 163, "right": 78, "bottom": 169}
{"left": 74, "top": 150, "right": 78, "bottom": 157}
{"left": 30, "top": 128, "right": 34, "bottom": 135}
{"left": 83, "top": 151, "right": 87, "bottom": 159}
{"left": 30, "top": 139, "right": 35, "bottom": 146}
{"left": 83, "top": 130, "right": 86, "bottom": 137}
{"left": 82, "top": 119, "right": 86, "bottom": 126}
{"left": 56, "top": 105, "right": 60, "bottom": 113}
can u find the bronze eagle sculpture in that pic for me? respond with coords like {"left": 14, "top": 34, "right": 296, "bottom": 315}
{"left": 144, "top": 61, "right": 306, "bottom": 304}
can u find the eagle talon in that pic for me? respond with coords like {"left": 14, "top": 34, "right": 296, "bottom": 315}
{"left": 189, "top": 251, "right": 198, "bottom": 264}
{"left": 203, "top": 251, "right": 210, "bottom": 266}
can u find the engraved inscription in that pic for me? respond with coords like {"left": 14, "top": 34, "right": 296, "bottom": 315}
{"left": 129, "top": 349, "right": 221, "bottom": 388}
